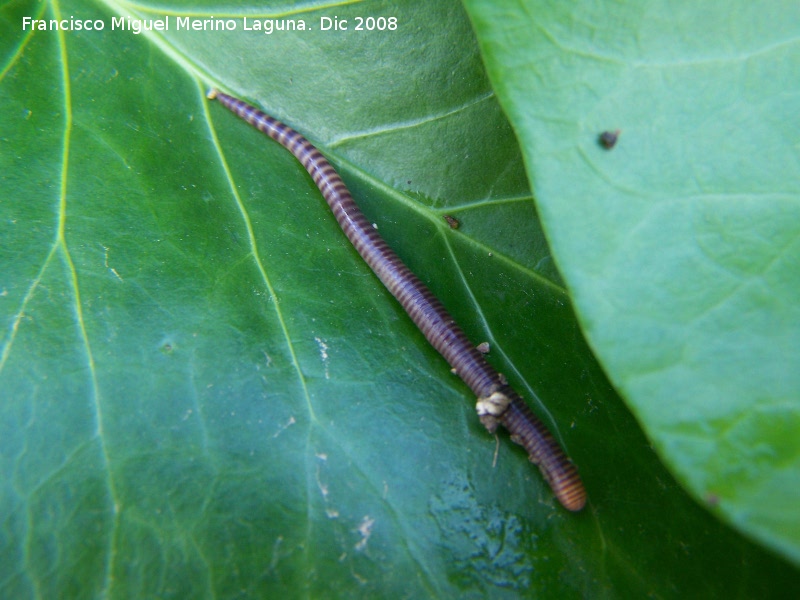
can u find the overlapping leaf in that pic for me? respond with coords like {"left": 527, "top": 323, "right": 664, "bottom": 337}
{"left": 463, "top": 0, "right": 800, "bottom": 568}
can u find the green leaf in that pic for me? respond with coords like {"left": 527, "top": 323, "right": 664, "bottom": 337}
{"left": 463, "top": 0, "right": 800, "bottom": 568}
{"left": 1, "top": 0, "right": 798, "bottom": 597}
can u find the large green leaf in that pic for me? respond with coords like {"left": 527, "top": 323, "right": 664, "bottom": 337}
{"left": 1, "top": 0, "right": 798, "bottom": 597}
{"left": 463, "top": 0, "right": 800, "bottom": 568}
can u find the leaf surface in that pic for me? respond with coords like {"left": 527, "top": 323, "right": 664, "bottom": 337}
{"left": 463, "top": 0, "right": 800, "bottom": 567}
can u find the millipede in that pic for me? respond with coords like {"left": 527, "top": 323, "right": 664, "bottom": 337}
{"left": 207, "top": 89, "right": 587, "bottom": 512}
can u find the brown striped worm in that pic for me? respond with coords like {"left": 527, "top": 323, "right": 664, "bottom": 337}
{"left": 207, "top": 89, "right": 587, "bottom": 512}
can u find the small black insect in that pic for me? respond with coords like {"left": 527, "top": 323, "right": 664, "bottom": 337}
{"left": 599, "top": 129, "right": 620, "bottom": 149}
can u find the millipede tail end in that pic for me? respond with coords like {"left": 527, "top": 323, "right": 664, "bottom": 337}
{"left": 478, "top": 387, "right": 587, "bottom": 512}
{"left": 505, "top": 397, "right": 586, "bottom": 511}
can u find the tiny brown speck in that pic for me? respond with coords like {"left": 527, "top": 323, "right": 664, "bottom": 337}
{"left": 443, "top": 215, "right": 460, "bottom": 229}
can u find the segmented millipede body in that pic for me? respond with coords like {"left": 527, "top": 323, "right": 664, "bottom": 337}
{"left": 207, "top": 89, "right": 586, "bottom": 512}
